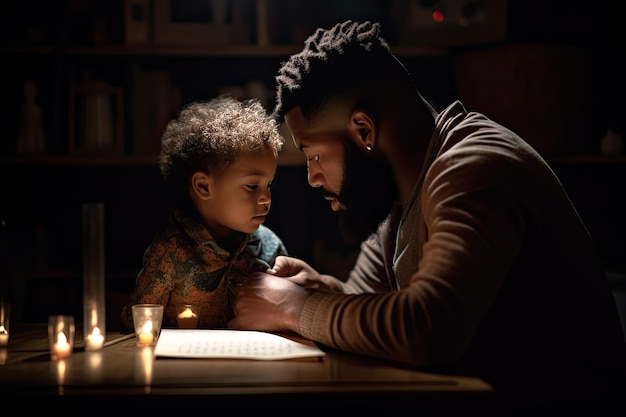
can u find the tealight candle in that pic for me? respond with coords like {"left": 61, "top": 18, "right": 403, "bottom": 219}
{"left": 176, "top": 305, "right": 199, "bottom": 329}
{"left": 48, "top": 315, "right": 74, "bottom": 360}
{"left": 138, "top": 321, "right": 154, "bottom": 345}
{"left": 86, "top": 326, "right": 105, "bottom": 350}
{"left": 53, "top": 331, "right": 72, "bottom": 359}
{"left": 0, "top": 302, "right": 9, "bottom": 347}
{"left": 131, "top": 304, "right": 163, "bottom": 347}
{"left": 0, "top": 325, "right": 8, "bottom": 347}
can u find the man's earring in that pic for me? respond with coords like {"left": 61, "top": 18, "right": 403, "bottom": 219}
{"left": 366, "top": 144, "right": 373, "bottom": 151}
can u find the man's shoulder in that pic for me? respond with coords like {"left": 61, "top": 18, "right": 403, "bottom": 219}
{"left": 434, "top": 104, "right": 541, "bottom": 174}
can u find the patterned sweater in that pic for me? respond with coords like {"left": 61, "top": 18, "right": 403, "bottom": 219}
{"left": 120, "top": 208, "right": 287, "bottom": 331}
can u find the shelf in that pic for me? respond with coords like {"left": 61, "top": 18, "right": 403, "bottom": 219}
{"left": 548, "top": 154, "right": 626, "bottom": 165}
{"left": 0, "top": 155, "right": 159, "bottom": 167}
{"left": 0, "top": 44, "right": 448, "bottom": 58}
{"left": 0, "top": 153, "right": 305, "bottom": 167}
{"left": 2, "top": 153, "right": 623, "bottom": 168}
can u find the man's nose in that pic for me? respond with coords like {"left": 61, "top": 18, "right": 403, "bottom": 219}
{"left": 307, "top": 166, "right": 324, "bottom": 188}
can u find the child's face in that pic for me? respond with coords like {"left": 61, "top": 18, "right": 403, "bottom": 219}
{"left": 203, "top": 150, "right": 277, "bottom": 237}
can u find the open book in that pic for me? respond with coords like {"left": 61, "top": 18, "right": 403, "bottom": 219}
{"left": 154, "top": 329, "right": 325, "bottom": 360}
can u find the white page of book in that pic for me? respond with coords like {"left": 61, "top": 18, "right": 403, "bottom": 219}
{"left": 154, "top": 329, "right": 325, "bottom": 360}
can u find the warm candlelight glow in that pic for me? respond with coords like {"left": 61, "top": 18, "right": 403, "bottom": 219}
{"left": 56, "top": 357, "right": 66, "bottom": 394}
{"left": 53, "top": 331, "right": 72, "bottom": 359}
{"left": 176, "top": 305, "right": 199, "bottom": 329}
{"left": 134, "top": 346, "right": 154, "bottom": 387}
{"left": 0, "top": 302, "right": 10, "bottom": 349}
{"left": 178, "top": 306, "right": 195, "bottom": 318}
{"left": 86, "top": 326, "right": 105, "bottom": 350}
{"left": 138, "top": 321, "right": 154, "bottom": 345}
{"left": 0, "top": 325, "right": 7, "bottom": 347}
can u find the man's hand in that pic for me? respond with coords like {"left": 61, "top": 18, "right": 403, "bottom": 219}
{"left": 227, "top": 272, "right": 310, "bottom": 333}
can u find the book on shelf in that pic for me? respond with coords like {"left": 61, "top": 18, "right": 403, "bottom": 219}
{"left": 125, "top": 0, "right": 150, "bottom": 46}
{"left": 131, "top": 68, "right": 181, "bottom": 155}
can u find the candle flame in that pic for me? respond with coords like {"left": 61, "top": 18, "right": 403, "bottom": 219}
{"left": 141, "top": 321, "right": 153, "bottom": 333}
{"left": 91, "top": 307, "right": 98, "bottom": 327}
{"left": 178, "top": 307, "right": 197, "bottom": 318}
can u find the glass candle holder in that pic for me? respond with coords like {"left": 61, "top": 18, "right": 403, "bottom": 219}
{"left": 48, "top": 315, "right": 75, "bottom": 360}
{"left": 131, "top": 304, "right": 164, "bottom": 347}
{"left": 0, "top": 302, "right": 10, "bottom": 347}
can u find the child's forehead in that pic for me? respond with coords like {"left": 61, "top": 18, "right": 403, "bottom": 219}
{"left": 215, "top": 150, "right": 277, "bottom": 178}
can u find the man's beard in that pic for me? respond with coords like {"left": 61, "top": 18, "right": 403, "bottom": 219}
{"left": 335, "top": 140, "right": 397, "bottom": 245}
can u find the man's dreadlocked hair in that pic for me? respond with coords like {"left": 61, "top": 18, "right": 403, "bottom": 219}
{"left": 273, "top": 20, "right": 417, "bottom": 122}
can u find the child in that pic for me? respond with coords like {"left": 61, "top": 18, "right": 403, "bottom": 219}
{"left": 120, "top": 95, "right": 287, "bottom": 331}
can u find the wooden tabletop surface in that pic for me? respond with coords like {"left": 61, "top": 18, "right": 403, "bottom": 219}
{"left": 0, "top": 324, "right": 493, "bottom": 413}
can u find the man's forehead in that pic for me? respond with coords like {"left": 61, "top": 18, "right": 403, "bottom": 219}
{"left": 285, "top": 104, "right": 349, "bottom": 139}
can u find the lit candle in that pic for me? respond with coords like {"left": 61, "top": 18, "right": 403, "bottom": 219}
{"left": 179, "top": 306, "right": 194, "bottom": 318}
{"left": 86, "top": 326, "right": 104, "bottom": 350}
{"left": 0, "top": 325, "right": 8, "bottom": 347}
{"left": 52, "top": 331, "right": 72, "bottom": 359}
{"left": 176, "top": 305, "right": 199, "bottom": 329}
{"left": 138, "top": 321, "right": 154, "bottom": 345}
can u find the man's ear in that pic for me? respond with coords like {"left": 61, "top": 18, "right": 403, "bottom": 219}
{"left": 190, "top": 171, "right": 212, "bottom": 201}
{"left": 351, "top": 110, "right": 376, "bottom": 152}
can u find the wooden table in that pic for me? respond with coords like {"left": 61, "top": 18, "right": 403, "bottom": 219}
{"left": 0, "top": 324, "right": 493, "bottom": 414}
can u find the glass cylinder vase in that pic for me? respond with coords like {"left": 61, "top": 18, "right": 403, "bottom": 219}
{"left": 82, "top": 203, "right": 106, "bottom": 351}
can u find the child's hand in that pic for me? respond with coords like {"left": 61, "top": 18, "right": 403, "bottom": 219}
{"left": 266, "top": 256, "right": 313, "bottom": 276}
{"left": 266, "top": 256, "right": 344, "bottom": 292}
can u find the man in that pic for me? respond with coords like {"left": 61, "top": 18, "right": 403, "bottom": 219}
{"left": 228, "top": 20, "right": 626, "bottom": 413}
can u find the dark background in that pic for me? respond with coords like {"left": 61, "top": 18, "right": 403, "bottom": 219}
{"left": 0, "top": 0, "right": 624, "bottom": 329}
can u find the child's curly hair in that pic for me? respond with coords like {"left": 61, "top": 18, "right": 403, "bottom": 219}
{"left": 159, "top": 95, "right": 284, "bottom": 188}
